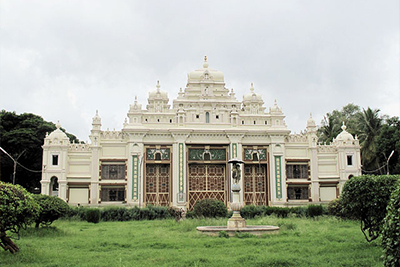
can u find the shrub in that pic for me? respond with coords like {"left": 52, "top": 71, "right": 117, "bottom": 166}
{"left": 85, "top": 208, "right": 101, "bottom": 223}
{"left": 240, "top": 205, "right": 264, "bottom": 219}
{"left": 168, "top": 207, "right": 185, "bottom": 222}
{"left": 340, "top": 175, "right": 400, "bottom": 242}
{"left": 67, "top": 206, "right": 88, "bottom": 220}
{"left": 33, "top": 194, "right": 70, "bottom": 228}
{"left": 193, "top": 199, "right": 227, "bottom": 218}
{"left": 327, "top": 198, "right": 343, "bottom": 218}
{"left": 306, "top": 204, "right": 324, "bottom": 218}
{"left": 0, "top": 182, "right": 40, "bottom": 253}
{"left": 382, "top": 182, "right": 400, "bottom": 267}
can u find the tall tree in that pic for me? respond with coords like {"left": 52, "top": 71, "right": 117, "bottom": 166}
{"left": 0, "top": 110, "right": 79, "bottom": 191}
{"left": 318, "top": 103, "right": 361, "bottom": 143}
{"left": 357, "top": 108, "right": 382, "bottom": 172}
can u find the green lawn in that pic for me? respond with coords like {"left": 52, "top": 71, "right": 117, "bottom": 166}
{"left": 1, "top": 216, "right": 383, "bottom": 267}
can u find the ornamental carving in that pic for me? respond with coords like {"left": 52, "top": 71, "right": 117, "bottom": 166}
{"left": 146, "top": 148, "right": 170, "bottom": 160}
{"left": 244, "top": 149, "right": 267, "bottom": 160}
{"left": 188, "top": 149, "right": 226, "bottom": 161}
{"left": 285, "top": 134, "right": 308, "bottom": 143}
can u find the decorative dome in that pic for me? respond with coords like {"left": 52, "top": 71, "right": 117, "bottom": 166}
{"left": 47, "top": 121, "right": 69, "bottom": 141}
{"left": 149, "top": 81, "right": 168, "bottom": 100}
{"left": 243, "top": 83, "right": 263, "bottom": 102}
{"left": 187, "top": 56, "right": 224, "bottom": 82}
{"left": 269, "top": 99, "right": 283, "bottom": 114}
{"left": 336, "top": 122, "right": 354, "bottom": 141}
{"left": 307, "top": 113, "right": 316, "bottom": 128}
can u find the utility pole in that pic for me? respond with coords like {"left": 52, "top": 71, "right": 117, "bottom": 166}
{"left": 0, "top": 147, "right": 25, "bottom": 185}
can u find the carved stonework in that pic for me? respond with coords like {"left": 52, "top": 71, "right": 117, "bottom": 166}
{"left": 285, "top": 134, "right": 308, "bottom": 143}
{"left": 188, "top": 148, "right": 226, "bottom": 161}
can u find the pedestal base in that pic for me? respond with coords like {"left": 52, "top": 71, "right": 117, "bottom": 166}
{"left": 227, "top": 213, "right": 246, "bottom": 228}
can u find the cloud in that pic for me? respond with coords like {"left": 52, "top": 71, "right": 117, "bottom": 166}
{"left": 0, "top": 0, "right": 398, "bottom": 140}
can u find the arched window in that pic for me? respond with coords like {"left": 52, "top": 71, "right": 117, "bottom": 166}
{"left": 155, "top": 152, "right": 162, "bottom": 161}
{"left": 203, "top": 152, "right": 211, "bottom": 161}
{"left": 205, "top": 112, "right": 210, "bottom": 123}
{"left": 50, "top": 176, "right": 59, "bottom": 196}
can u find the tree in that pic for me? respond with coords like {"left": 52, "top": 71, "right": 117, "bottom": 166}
{"left": 0, "top": 110, "right": 80, "bottom": 191}
{"left": 382, "top": 182, "right": 400, "bottom": 267}
{"left": 318, "top": 103, "right": 361, "bottom": 143}
{"left": 357, "top": 108, "right": 382, "bottom": 171}
{"left": 340, "top": 175, "right": 399, "bottom": 242}
{"left": 376, "top": 117, "right": 400, "bottom": 175}
{"left": 33, "top": 194, "right": 70, "bottom": 228}
{"left": 0, "top": 182, "right": 40, "bottom": 253}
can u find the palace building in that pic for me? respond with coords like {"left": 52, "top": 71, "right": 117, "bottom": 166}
{"left": 40, "top": 58, "right": 361, "bottom": 209}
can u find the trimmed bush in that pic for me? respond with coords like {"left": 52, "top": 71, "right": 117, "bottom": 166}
{"left": 328, "top": 198, "right": 343, "bottom": 218}
{"left": 306, "top": 205, "right": 324, "bottom": 218}
{"left": 340, "top": 175, "right": 400, "bottom": 242}
{"left": 85, "top": 208, "right": 101, "bottom": 223}
{"left": 382, "top": 183, "right": 400, "bottom": 267}
{"left": 66, "top": 206, "right": 88, "bottom": 220}
{"left": 193, "top": 199, "right": 227, "bottom": 218}
{"left": 0, "top": 182, "right": 40, "bottom": 253}
{"left": 240, "top": 205, "right": 264, "bottom": 219}
{"left": 33, "top": 194, "right": 70, "bottom": 228}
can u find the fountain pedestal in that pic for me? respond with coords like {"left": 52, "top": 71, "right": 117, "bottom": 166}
{"left": 227, "top": 184, "right": 246, "bottom": 228}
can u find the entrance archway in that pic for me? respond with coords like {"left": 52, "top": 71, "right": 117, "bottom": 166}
{"left": 50, "top": 176, "right": 59, "bottom": 196}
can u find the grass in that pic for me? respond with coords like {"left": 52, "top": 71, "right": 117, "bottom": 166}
{"left": 0, "top": 216, "right": 383, "bottom": 267}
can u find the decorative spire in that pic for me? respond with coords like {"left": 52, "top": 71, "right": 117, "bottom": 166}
{"left": 56, "top": 120, "right": 61, "bottom": 129}
{"left": 203, "top": 56, "right": 209, "bottom": 68}
{"left": 250, "top": 83, "right": 255, "bottom": 93}
{"left": 156, "top": 80, "right": 160, "bottom": 92}
{"left": 341, "top": 121, "right": 347, "bottom": 131}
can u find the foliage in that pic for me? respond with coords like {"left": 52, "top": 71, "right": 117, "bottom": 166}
{"left": 168, "top": 207, "right": 185, "bottom": 222}
{"left": 193, "top": 199, "right": 227, "bottom": 218}
{"left": 0, "top": 182, "right": 40, "bottom": 253}
{"left": 340, "top": 175, "right": 400, "bottom": 242}
{"left": 0, "top": 182, "right": 40, "bottom": 234}
{"left": 357, "top": 108, "right": 382, "bottom": 169}
{"left": 0, "top": 110, "right": 80, "bottom": 191}
{"left": 382, "top": 183, "right": 400, "bottom": 267}
{"left": 240, "top": 205, "right": 325, "bottom": 219}
{"left": 327, "top": 198, "right": 344, "bottom": 218}
{"left": 85, "top": 209, "right": 101, "bottom": 223}
{"left": 318, "top": 103, "right": 361, "bottom": 143}
{"left": 306, "top": 204, "right": 324, "bottom": 218}
{"left": 33, "top": 194, "right": 70, "bottom": 228}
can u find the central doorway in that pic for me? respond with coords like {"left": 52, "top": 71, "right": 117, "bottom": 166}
{"left": 188, "top": 164, "right": 226, "bottom": 210}
{"left": 145, "top": 164, "right": 170, "bottom": 206}
{"left": 243, "top": 164, "right": 268, "bottom": 206}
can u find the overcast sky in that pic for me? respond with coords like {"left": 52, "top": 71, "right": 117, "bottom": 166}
{"left": 1, "top": 0, "right": 399, "bottom": 141}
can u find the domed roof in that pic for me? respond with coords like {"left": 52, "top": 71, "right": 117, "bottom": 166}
{"left": 187, "top": 56, "right": 224, "bottom": 82}
{"left": 336, "top": 122, "right": 354, "bottom": 141}
{"left": 47, "top": 121, "right": 69, "bottom": 141}
{"left": 269, "top": 99, "right": 283, "bottom": 114}
{"left": 149, "top": 81, "right": 168, "bottom": 100}
{"left": 307, "top": 113, "right": 316, "bottom": 128}
{"left": 243, "top": 83, "right": 263, "bottom": 102}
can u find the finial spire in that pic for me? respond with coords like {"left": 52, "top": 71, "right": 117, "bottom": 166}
{"left": 341, "top": 121, "right": 347, "bottom": 131}
{"left": 156, "top": 80, "right": 160, "bottom": 91}
{"left": 56, "top": 120, "right": 61, "bottom": 129}
{"left": 250, "top": 83, "right": 254, "bottom": 93}
{"left": 203, "top": 56, "right": 209, "bottom": 68}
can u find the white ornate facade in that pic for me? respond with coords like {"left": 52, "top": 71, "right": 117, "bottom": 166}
{"left": 41, "top": 58, "right": 361, "bottom": 208}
